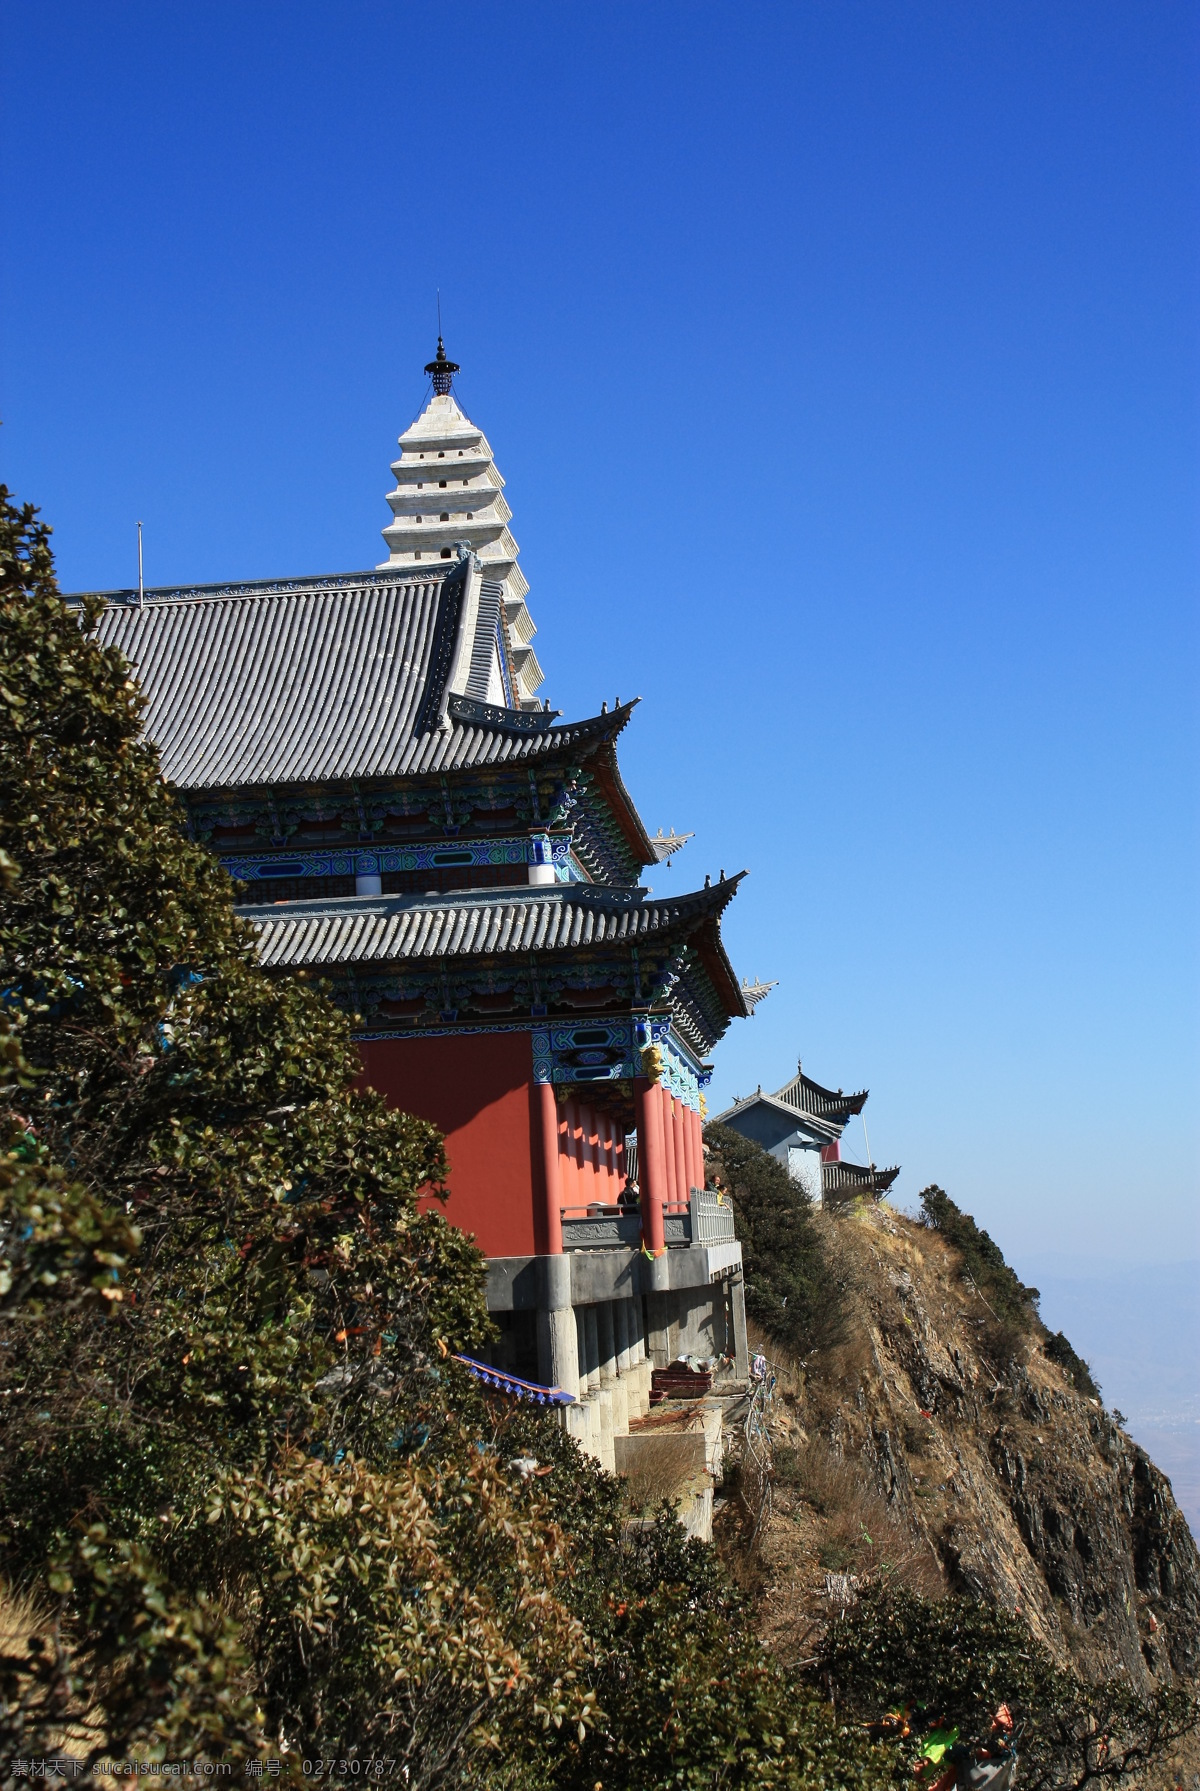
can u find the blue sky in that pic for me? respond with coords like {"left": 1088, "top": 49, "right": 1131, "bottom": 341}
{"left": 3, "top": 2, "right": 1197, "bottom": 1278}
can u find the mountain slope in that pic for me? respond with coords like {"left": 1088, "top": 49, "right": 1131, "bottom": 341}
{"left": 728, "top": 1202, "right": 1200, "bottom": 1699}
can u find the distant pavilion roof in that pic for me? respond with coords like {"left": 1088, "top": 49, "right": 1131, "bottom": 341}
{"left": 74, "top": 562, "right": 643, "bottom": 798}
{"left": 713, "top": 1063, "right": 868, "bottom": 1141}
{"left": 245, "top": 877, "right": 750, "bottom": 1020}
{"left": 776, "top": 1067, "right": 868, "bottom": 1123}
{"left": 821, "top": 1159, "right": 900, "bottom": 1203}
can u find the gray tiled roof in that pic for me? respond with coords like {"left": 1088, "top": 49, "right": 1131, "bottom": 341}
{"left": 246, "top": 879, "right": 748, "bottom": 997}
{"left": 84, "top": 567, "right": 631, "bottom": 790}
{"left": 775, "top": 1069, "right": 868, "bottom": 1122}
{"left": 709, "top": 1094, "right": 838, "bottom": 1152}
{"left": 714, "top": 1068, "right": 867, "bottom": 1132}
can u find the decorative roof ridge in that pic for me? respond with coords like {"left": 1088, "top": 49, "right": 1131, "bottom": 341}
{"left": 66, "top": 564, "right": 460, "bottom": 609}
{"left": 430, "top": 697, "right": 641, "bottom": 768}
{"left": 446, "top": 693, "right": 563, "bottom": 734}
{"left": 411, "top": 557, "right": 473, "bottom": 736}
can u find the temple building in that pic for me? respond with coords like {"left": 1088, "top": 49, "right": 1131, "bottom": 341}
{"left": 74, "top": 344, "right": 759, "bottom": 1467}
{"left": 714, "top": 1063, "right": 899, "bottom": 1206}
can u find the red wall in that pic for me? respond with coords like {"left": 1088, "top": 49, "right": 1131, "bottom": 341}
{"left": 357, "top": 1032, "right": 541, "bottom": 1258}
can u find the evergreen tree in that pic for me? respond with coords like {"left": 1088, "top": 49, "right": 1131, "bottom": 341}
{"left": 704, "top": 1123, "right": 847, "bottom": 1357}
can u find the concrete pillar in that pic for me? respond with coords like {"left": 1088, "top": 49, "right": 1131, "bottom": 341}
{"left": 635, "top": 1076, "right": 667, "bottom": 1253}
{"left": 730, "top": 1275, "right": 750, "bottom": 1378}
{"left": 614, "top": 1297, "right": 634, "bottom": 1373}
{"left": 562, "top": 1399, "right": 598, "bottom": 1460}
{"left": 535, "top": 1255, "right": 578, "bottom": 1397}
{"left": 596, "top": 1303, "right": 628, "bottom": 1432}
{"left": 645, "top": 1291, "right": 672, "bottom": 1368}
{"left": 583, "top": 1304, "right": 601, "bottom": 1393}
{"left": 619, "top": 1299, "right": 650, "bottom": 1415}
{"left": 632, "top": 1295, "right": 653, "bottom": 1411}
{"left": 594, "top": 1387, "right": 615, "bottom": 1473}
{"left": 597, "top": 1301, "right": 618, "bottom": 1379}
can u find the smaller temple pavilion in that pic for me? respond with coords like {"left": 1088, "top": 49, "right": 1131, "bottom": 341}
{"left": 72, "top": 342, "right": 762, "bottom": 1468}
{"left": 714, "top": 1062, "right": 899, "bottom": 1207}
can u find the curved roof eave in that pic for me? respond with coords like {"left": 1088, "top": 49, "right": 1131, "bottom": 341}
{"left": 246, "top": 872, "right": 749, "bottom": 980}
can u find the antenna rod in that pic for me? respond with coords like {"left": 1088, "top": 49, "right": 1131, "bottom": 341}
{"left": 137, "top": 521, "right": 144, "bottom": 608}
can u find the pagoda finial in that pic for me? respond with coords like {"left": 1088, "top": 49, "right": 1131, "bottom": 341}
{"left": 424, "top": 337, "right": 459, "bottom": 395}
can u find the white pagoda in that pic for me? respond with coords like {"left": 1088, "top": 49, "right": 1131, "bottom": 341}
{"left": 378, "top": 340, "right": 544, "bottom": 709}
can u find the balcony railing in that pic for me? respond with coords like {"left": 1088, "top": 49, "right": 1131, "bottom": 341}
{"left": 561, "top": 1187, "right": 736, "bottom": 1251}
{"left": 691, "top": 1186, "right": 737, "bottom": 1245}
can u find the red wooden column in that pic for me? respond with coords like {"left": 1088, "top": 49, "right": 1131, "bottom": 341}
{"left": 634, "top": 1077, "right": 667, "bottom": 1252}
{"left": 671, "top": 1097, "right": 689, "bottom": 1203}
{"left": 537, "top": 1081, "right": 564, "bottom": 1253}
{"left": 597, "top": 1110, "right": 616, "bottom": 1199}
{"left": 691, "top": 1106, "right": 706, "bottom": 1187}
{"left": 681, "top": 1102, "right": 698, "bottom": 1194}
{"left": 662, "top": 1086, "right": 678, "bottom": 1208}
{"left": 559, "top": 1099, "right": 578, "bottom": 1209}
{"left": 584, "top": 1103, "right": 603, "bottom": 1206}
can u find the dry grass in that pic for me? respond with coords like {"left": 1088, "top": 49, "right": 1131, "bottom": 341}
{"left": 622, "top": 1436, "right": 708, "bottom": 1513}
{"left": 0, "top": 1578, "right": 108, "bottom": 1762}
{"left": 774, "top": 1436, "right": 944, "bottom": 1595}
{"left": 0, "top": 1577, "right": 48, "bottom": 1668}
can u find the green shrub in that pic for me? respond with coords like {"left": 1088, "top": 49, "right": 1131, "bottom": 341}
{"left": 918, "top": 1188, "right": 1105, "bottom": 1389}
{"left": 816, "top": 1582, "right": 1197, "bottom": 1788}
{"left": 918, "top": 1185, "right": 1040, "bottom": 1331}
{"left": 1043, "top": 1329, "right": 1102, "bottom": 1401}
{"left": 704, "top": 1122, "right": 847, "bottom": 1357}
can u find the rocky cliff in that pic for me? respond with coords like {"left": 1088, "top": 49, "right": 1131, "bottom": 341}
{"left": 725, "top": 1201, "right": 1200, "bottom": 1710}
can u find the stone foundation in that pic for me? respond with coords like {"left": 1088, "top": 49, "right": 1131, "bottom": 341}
{"left": 482, "top": 1241, "right": 748, "bottom": 1470}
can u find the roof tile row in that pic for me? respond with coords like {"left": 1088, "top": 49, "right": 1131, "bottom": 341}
{"left": 246, "top": 880, "right": 744, "bottom": 974}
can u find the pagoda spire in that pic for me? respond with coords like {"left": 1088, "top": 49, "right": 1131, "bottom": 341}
{"left": 424, "top": 336, "right": 459, "bottom": 395}
{"left": 378, "top": 344, "right": 543, "bottom": 709}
